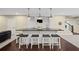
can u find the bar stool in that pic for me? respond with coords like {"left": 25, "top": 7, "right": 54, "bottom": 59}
{"left": 42, "top": 34, "right": 51, "bottom": 49}
{"left": 30, "top": 34, "right": 40, "bottom": 49}
{"left": 18, "top": 34, "right": 29, "bottom": 49}
{"left": 51, "top": 34, "right": 61, "bottom": 49}
{"left": 16, "top": 34, "right": 20, "bottom": 44}
{"left": 16, "top": 31, "right": 23, "bottom": 44}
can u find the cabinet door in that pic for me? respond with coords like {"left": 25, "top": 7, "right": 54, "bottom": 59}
{"left": 40, "top": 8, "right": 51, "bottom": 17}
{"left": 52, "top": 8, "right": 79, "bottom": 16}
{"left": 29, "top": 8, "right": 39, "bottom": 17}
{"left": 0, "top": 8, "right": 28, "bottom": 15}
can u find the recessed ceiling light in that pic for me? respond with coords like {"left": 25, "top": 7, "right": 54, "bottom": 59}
{"left": 15, "top": 12, "right": 19, "bottom": 15}
{"left": 66, "top": 21, "right": 70, "bottom": 23}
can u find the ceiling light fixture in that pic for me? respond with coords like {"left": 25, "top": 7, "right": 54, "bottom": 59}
{"left": 27, "top": 8, "right": 31, "bottom": 19}
{"left": 39, "top": 8, "right": 41, "bottom": 17}
{"left": 38, "top": 8, "right": 42, "bottom": 19}
{"left": 28, "top": 8, "right": 30, "bottom": 17}
{"left": 16, "top": 12, "right": 19, "bottom": 15}
{"left": 50, "top": 8, "right": 52, "bottom": 18}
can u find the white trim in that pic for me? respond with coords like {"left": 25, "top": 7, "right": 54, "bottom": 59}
{"left": 0, "top": 35, "right": 16, "bottom": 49}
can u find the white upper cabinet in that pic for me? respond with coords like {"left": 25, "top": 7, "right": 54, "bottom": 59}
{"left": 52, "top": 8, "right": 79, "bottom": 16}
{"left": 40, "top": 8, "right": 51, "bottom": 17}
{"left": 0, "top": 8, "right": 28, "bottom": 15}
{"left": 0, "top": 8, "right": 79, "bottom": 16}
{"left": 29, "top": 8, "right": 39, "bottom": 17}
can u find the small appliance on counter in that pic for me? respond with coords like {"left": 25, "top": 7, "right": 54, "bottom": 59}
{"left": 36, "top": 17, "right": 43, "bottom": 29}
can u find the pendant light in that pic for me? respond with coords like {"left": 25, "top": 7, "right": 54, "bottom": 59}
{"left": 27, "top": 8, "right": 30, "bottom": 19}
{"left": 49, "top": 8, "right": 53, "bottom": 22}
{"left": 50, "top": 8, "right": 52, "bottom": 18}
{"left": 38, "top": 8, "right": 42, "bottom": 19}
{"left": 28, "top": 8, "right": 30, "bottom": 17}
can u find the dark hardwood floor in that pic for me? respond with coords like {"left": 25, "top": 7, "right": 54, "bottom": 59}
{"left": 0, "top": 38, "right": 79, "bottom": 51}
{"left": 61, "top": 38, "right": 79, "bottom": 51}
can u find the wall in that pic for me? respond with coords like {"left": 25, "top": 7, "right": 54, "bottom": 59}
{"left": 0, "top": 16, "right": 7, "bottom": 32}
{"left": 15, "top": 16, "right": 28, "bottom": 29}
{"left": 49, "top": 16, "right": 65, "bottom": 30}
{"left": 20, "top": 17, "right": 49, "bottom": 29}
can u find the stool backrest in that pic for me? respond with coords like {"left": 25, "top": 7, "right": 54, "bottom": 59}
{"left": 31, "top": 34, "right": 39, "bottom": 37}
{"left": 17, "top": 34, "right": 28, "bottom": 37}
{"left": 43, "top": 34, "right": 50, "bottom": 37}
{"left": 51, "top": 34, "right": 60, "bottom": 37}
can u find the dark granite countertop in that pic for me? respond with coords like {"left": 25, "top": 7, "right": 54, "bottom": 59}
{"left": 16, "top": 28, "right": 64, "bottom": 31}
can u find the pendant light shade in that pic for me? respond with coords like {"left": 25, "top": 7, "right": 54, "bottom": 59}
{"left": 28, "top": 8, "right": 30, "bottom": 17}
{"left": 27, "top": 8, "right": 31, "bottom": 20}
{"left": 38, "top": 8, "right": 42, "bottom": 19}
{"left": 50, "top": 8, "right": 52, "bottom": 18}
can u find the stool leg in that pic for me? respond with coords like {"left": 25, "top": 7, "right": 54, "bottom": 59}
{"left": 19, "top": 44, "right": 21, "bottom": 49}
{"left": 52, "top": 43, "right": 54, "bottom": 49}
{"left": 16, "top": 37, "right": 19, "bottom": 44}
{"left": 19, "top": 39, "right": 20, "bottom": 49}
{"left": 25, "top": 38, "right": 28, "bottom": 49}
{"left": 49, "top": 44, "right": 51, "bottom": 49}
{"left": 38, "top": 39, "right": 40, "bottom": 49}
{"left": 49, "top": 39, "right": 51, "bottom": 50}
{"left": 31, "top": 44, "right": 32, "bottom": 49}
{"left": 19, "top": 38, "right": 21, "bottom": 49}
{"left": 15, "top": 36, "right": 17, "bottom": 44}
{"left": 42, "top": 44, "right": 44, "bottom": 49}
{"left": 59, "top": 38, "right": 61, "bottom": 49}
{"left": 38, "top": 44, "right": 39, "bottom": 49}
{"left": 42, "top": 39, "right": 44, "bottom": 49}
{"left": 20, "top": 37, "right": 23, "bottom": 49}
{"left": 52, "top": 39, "right": 54, "bottom": 49}
{"left": 38, "top": 43, "right": 39, "bottom": 49}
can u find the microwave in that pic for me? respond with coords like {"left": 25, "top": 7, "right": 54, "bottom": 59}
{"left": 37, "top": 19, "right": 43, "bottom": 23}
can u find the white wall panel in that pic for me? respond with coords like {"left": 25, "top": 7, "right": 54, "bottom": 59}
{"left": 0, "top": 16, "right": 7, "bottom": 31}
{"left": 49, "top": 16, "right": 65, "bottom": 30}
{"left": 6, "top": 16, "right": 16, "bottom": 36}
{"left": 40, "top": 8, "right": 51, "bottom": 17}
{"left": 15, "top": 16, "right": 28, "bottom": 29}
{"left": 52, "top": 8, "right": 79, "bottom": 16}
{"left": 29, "top": 8, "right": 39, "bottom": 17}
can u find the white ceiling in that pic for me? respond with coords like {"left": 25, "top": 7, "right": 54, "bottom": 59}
{"left": 0, "top": 8, "right": 79, "bottom": 16}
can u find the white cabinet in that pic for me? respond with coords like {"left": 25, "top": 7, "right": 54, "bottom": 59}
{"left": 29, "top": 8, "right": 39, "bottom": 17}
{"left": 29, "top": 8, "right": 51, "bottom": 17}
{"left": 7, "top": 17, "right": 16, "bottom": 36}
{"left": 40, "top": 8, "right": 51, "bottom": 17}
{"left": 52, "top": 8, "right": 79, "bottom": 16}
{"left": 0, "top": 8, "right": 28, "bottom": 15}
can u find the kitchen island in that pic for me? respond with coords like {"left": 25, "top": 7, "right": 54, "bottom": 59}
{"left": 16, "top": 28, "right": 64, "bottom": 31}
{"left": 16, "top": 28, "right": 64, "bottom": 45}
{"left": 16, "top": 28, "right": 64, "bottom": 36}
